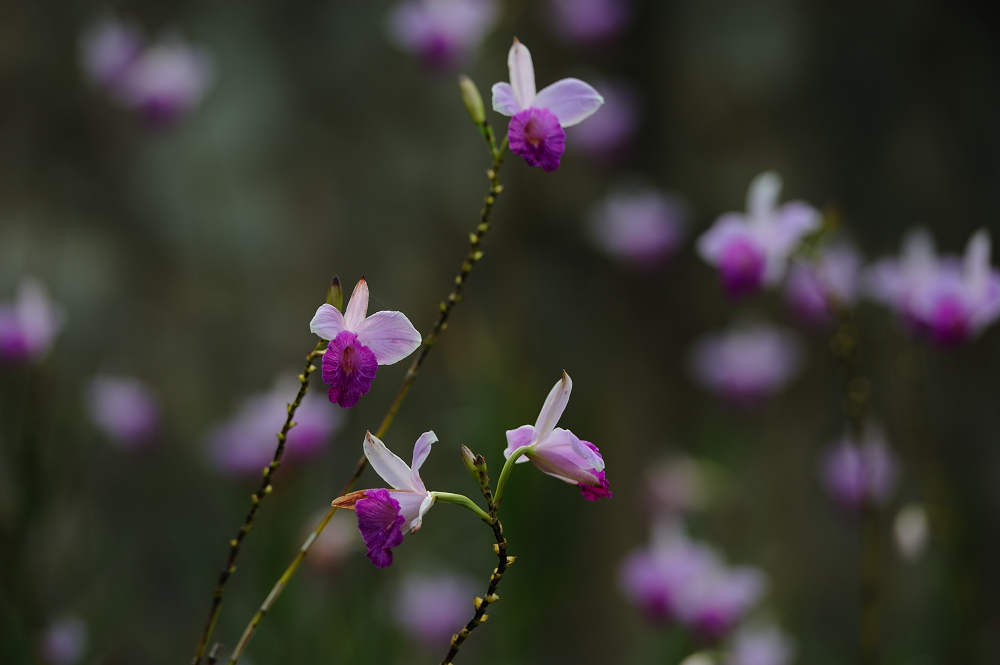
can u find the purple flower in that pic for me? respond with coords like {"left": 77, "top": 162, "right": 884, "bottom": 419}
{"left": 867, "top": 229, "right": 1000, "bottom": 346}
{"left": 588, "top": 187, "right": 687, "bottom": 269}
{"left": 393, "top": 573, "right": 477, "bottom": 647}
{"left": 208, "top": 376, "right": 344, "bottom": 475}
{"left": 117, "top": 40, "right": 214, "bottom": 127}
{"left": 697, "top": 172, "right": 821, "bottom": 297}
{"left": 820, "top": 431, "right": 898, "bottom": 512}
{"left": 386, "top": 0, "right": 499, "bottom": 69}
{"left": 310, "top": 278, "right": 422, "bottom": 408}
{"left": 569, "top": 80, "right": 640, "bottom": 161}
{"left": 620, "top": 527, "right": 766, "bottom": 638}
{"left": 492, "top": 39, "right": 604, "bottom": 172}
{"left": 334, "top": 431, "right": 439, "bottom": 568}
{"left": 549, "top": 0, "right": 633, "bottom": 46}
{"left": 0, "top": 278, "right": 64, "bottom": 364}
{"left": 688, "top": 324, "right": 803, "bottom": 407}
{"left": 79, "top": 18, "right": 143, "bottom": 90}
{"left": 85, "top": 376, "right": 160, "bottom": 450}
{"left": 725, "top": 624, "right": 795, "bottom": 665}
{"left": 39, "top": 617, "right": 87, "bottom": 665}
{"left": 504, "top": 372, "right": 611, "bottom": 500}
{"left": 784, "top": 243, "right": 862, "bottom": 326}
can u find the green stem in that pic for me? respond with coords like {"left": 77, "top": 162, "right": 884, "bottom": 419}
{"left": 190, "top": 340, "right": 327, "bottom": 665}
{"left": 222, "top": 120, "right": 508, "bottom": 665}
{"left": 430, "top": 492, "right": 493, "bottom": 523}
{"left": 493, "top": 445, "right": 531, "bottom": 508}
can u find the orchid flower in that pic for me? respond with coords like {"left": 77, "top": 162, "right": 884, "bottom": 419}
{"left": 333, "top": 431, "right": 439, "bottom": 568}
{"left": 491, "top": 39, "right": 604, "bottom": 172}
{"left": 696, "top": 172, "right": 821, "bottom": 297}
{"left": 502, "top": 372, "right": 611, "bottom": 500}
{"left": 310, "top": 278, "right": 422, "bottom": 408}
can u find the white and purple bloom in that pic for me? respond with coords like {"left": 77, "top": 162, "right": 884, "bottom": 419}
{"left": 867, "top": 229, "right": 1000, "bottom": 346}
{"left": 0, "top": 278, "right": 64, "bottom": 364}
{"left": 208, "top": 376, "right": 343, "bottom": 475}
{"left": 697, "top": 172, "right": 821, "bottom": 297}
{"left": 310, "top": 278, "right": 422, "bottom": 408}
{"left": 821, "top": 431, "right": 898, "bottom": 512}
{"left": 784, "top": 243, "right": 863, "bottom": 326}
{"left": 588, "top": 187, "right": 687, "bottom": 269}
{"left": 492, "top": 39, "right": 604, "bottom": 172}
{"left": 688, "top": 324, "right": 803, "bottom": 407}
{"left": 393, "top": 572, "right": 477, "bottom": 647}
{"left": 333, "top": 431, "right": 439, "bottom": 568}
{"left": 569, "top": 80, "right": 640, "bottom": 161}
{"left": 549, "top": 0, "right": 633, "bottom": 46}
{"left": 386, "top": 0, "right": 499, "bottom": 70}
{"left": 504, "top": 372, "right": 611, "bottom": 500}
{"left": 79, "top": 18, "right": 143, "bottom": 90}
{"left": 85, "top": 376, "right": 160, "bottom": 450}
{"left": 725, "top": 623, "right": 795, "bottom": 665}
{"left": 39, "top": 617, "right": 87, "bottom": 665}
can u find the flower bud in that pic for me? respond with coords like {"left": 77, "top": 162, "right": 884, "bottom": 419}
{"left": 461, "top": 445, "right": 478, "bottom": 480}
{"left": 327, "top": 276, "right": 343, "bottom": 311}
{"left": 458, "top": 75, "right": 485, "bottom": 125}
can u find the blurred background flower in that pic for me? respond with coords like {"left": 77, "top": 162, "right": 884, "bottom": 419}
{"left": 385, "top": 0, "right": 500, "bottom": 70}
{"left": 85, "top": 375, "right": 161, "bottom": 449}
{"left": 392, "top": 572, "right": 477, "bottom": 648}
{"left": 588, "top": 185, "right": 687, "bottom": 270}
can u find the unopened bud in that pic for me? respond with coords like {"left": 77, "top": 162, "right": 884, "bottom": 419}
{"left": 459, "top": 75, "right": 486, "bottom": 125}
{"left": 327, "top": 276, "right": 343, "bottom": 311}
{"left": 461, "top": 445, "right": 478, "bottom": 479}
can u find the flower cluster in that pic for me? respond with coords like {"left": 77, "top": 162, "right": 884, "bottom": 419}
{"left": 80, "top": 17, "right": 213, "bottom": 126}
{"left": 0, "top": 278, "right": 64, "bottom": 364}
{"left": 866, "top": 228, "right": 1000, "bottom": 346}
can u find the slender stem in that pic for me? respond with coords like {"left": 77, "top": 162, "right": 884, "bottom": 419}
{"left": 430, "top": 492, "right": 494, "bottom": 523}
{"left": 190, "top": 340, "right": 327, "bottom": 665}
{"left": 493, "top": 445, "right": 530, "bottom": 508}
{"left": 223, "top": 121, "right": 508, "bottom": 665}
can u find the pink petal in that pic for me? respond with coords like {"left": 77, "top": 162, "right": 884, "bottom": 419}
{"left": 309, "top": 303, "right": 345, "bottom": 340}
{"left": 504, "top": 424, "right": 534, "bottom": 463}
{"left": 355, "top": 310, "right": 422, "bottom": 365}
{"left": 364, "top": 431, "right": 419, "bottom": 492}
{"left": 507, "top": 38, "right": 535, "bottom": 110}
{"left": 344, "top": 278, "right": 369, "bottom": 331}
{"left": 533, "top": 78, "right": 604, "bottom": 128}
{"left": 491, "top": 82, "right": 517, "bottom": 116}
{"left": 533, "top": 371, "right": 572, "bottom": 443}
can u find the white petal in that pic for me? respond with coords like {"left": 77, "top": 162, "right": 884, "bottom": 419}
{"left": 363, "top": 431, "right": 418, "bottom": 492}
{"left": 309, "top": 304, "right": 345, "bottom": 340}
{"left": 507, "top": 38, "right": 535, "bottom": 111}
{"left": 409, "top": 430, "right": 437, "bottom": 491}
{"left": 355, "top": 310, "right": 422, "bottom": 365}
{"left": 533, "top": 78, "right": 604, "bottom": 127}
{"left": 533, "top": 371, "right": 572, "bottom": 444}
{"left": 412, "top": 493, "right": 435, "bottom": 532}
{"left": 746, "top": 171, "right": 782, "bottom": 221}
{"left": 343, "top": 278, "right": 369, "bottom": 331}
{"left": 491, "top": 82, "right": 518, "bottom": 116}
{"left": 964, "top": 229, "right": 992, "bottom": 295}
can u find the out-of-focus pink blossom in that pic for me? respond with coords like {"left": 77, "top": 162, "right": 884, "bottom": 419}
{"left": 40, "top": 617, "right": 87, "bottom": 665}
{"left": 305, "top": 509, "right": 361, "bottom": 572}
{"left": 784, "top": 243, "right": 863, "bottom": 326}
{"left": 80, "top": 18, "right": 213, "bottom": 126}
{"left": 393, "top": 572, "right": 477, "bottom": 647}
{"left": 588, "top": 188, "right": 687, "bottom": 269}
{"left": 492, "top": 39, "right": 604, "bottom": 172}
{"left": 688, "top": 324, "right": 803, "bottom": 407}
{"left": 386, "top": 0, "right": 499, "bottom": 69}
{"left": 725, "top": 623, "right": 795, "bottom": 665}
{"left": 697, "top": 172, "right": 821, "bottom": 298}
{"left": 549, "top": 0, "right": 633, "bottom": 46}
{"left": 866, "top": 228, "right": 1000, "bottom": 346}
{"left": 208, "top": 376, "right": 344, "bottom": 475}
{"left": 569, "top": 81, "right": 640, "bottom": 160}
{"left": 619, "top": 526, "right": 766, "bottom": 639}
{"left": 0, "top": 278, "right": 64, "bottom": 364}
{"left": 86, "top": 376, "right": 161, "bottom": 449}
{"left": 821, "top": 431, "right": 898, "bottom": 512}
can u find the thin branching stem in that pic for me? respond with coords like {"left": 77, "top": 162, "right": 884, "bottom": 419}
{"left": 223, "top": 120, "right": 508, "bottom": 665}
